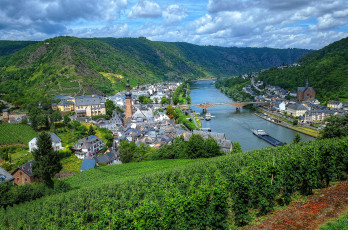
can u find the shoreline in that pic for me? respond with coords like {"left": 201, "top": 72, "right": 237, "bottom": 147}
{"left": 254, "top": 112, "right": 318, "bottom": 138}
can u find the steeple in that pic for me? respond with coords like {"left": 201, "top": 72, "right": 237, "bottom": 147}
{"left": 125, "top": 79, "right": 132, "bottom": 99}
{"left": 306, "top": 78, "right": 308, "bottom": 88}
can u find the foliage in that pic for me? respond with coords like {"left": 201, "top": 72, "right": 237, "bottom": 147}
{"left": 105, "top": 99, "right": 116, "bottom": 118}
{"left": 160, "top": 96, "right": 169, "bottom": 105}
{"left": 320, "top": 211, "right": 348, "bottom": 230}
{"left": 293, "top": 133, "right": 301, "bottom": 144}
{"left": 88, "top": 125, "right": 96, "bottom": 136}
{"left": 0, "top": 180, "right": 71, "bottom": 209}
{"left": 231, "top": 142, "right": 242, "bottom": 153}
{"left": 32, "top": 133, "right": 62, "bottom": 186}
{"left": 0, "top": 124, "right": 37, "bottom": 145}
{"left": 320, "top": 113, "right": 348, "bottom": 139}
{"left": 138, "top": 95, "right": 152, "bottom": 104}
{"left": 0, "top": 137, "right": 347, "bottom": 229}
{"left": 258, "top": 37, "right": 348, "bottom": 101}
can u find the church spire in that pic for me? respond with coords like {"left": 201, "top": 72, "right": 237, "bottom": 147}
{"left": 306, "top": 78, "right": 309, "bottom": 88}
{"left": 125, "top": 79, "right": 132, "bottom": 99}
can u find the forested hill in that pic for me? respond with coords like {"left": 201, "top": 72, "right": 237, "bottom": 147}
{"left": 258, "top": 36, "right": 348, "bottom": 102}
{"left": 0, "top": 41, "right": 37, "bottom": 56}
{"left": 0, "top": 36, "right": 309, "bottom": 104}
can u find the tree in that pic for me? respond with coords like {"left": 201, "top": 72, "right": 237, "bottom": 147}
{"left": 32, "top": 133, "right": 62, "bottom": 186}
{"left": 88, "top": 125, "right": 96, "bottom": 136}
{"left": 231, "top": 142, "right": 242, "bottom": 154}
{"left": 293, "top": 133, "right": 301, "bottom": 144}
{"left": 119, "top": 140, "right": 137, "bottom": 163}
{"left": 160, "top": 97, "right": 169, "bottom": 105}
{"left": 63, "top": 115, "right": 71, "bottom": 126}
{"left": 105, "top": 99, "right": 116, "bottom": 119}
{"left": 292, "top": 119, "right": 298, "bottom": 126}
{"left": 203, "top": 137, "right": 221, "bottom": 158}
{"left": 186, "top": 134, "right": 205, "bottom": 158}
{"left": 50, "top": 110, "right": 62, "bottom": 123}
{"left": 320, "top": 113, "right": 348, "bottom": 139}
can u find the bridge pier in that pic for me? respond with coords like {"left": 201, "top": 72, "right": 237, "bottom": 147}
{"left": 202, "top": 108, "right": 207, "bottom": 113}
{"left": 236, "top": 107, "right": 241, "bottom": 111}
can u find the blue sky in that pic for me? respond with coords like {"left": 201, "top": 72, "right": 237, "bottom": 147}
{"left": 1, "top": 0, "right": 348, "bottom": 49}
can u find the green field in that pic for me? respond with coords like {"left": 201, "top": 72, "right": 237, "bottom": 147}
{"left": 320, "top": 211, "right": 348, "bottom": 230}
{"left": 0, "top": 124, "right": 37, "bottom": 145}
{"left": 0, "top": 136, "right": 347, "bottom": 229}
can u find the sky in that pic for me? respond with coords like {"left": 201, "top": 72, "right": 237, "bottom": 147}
{"left": 1, "top": 0, "right": 348, "bottom": 49}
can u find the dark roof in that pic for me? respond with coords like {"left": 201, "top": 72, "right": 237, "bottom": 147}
{"left": 0, "top": 166, "right": 14, "bottom": 182}
{"left": 12, "top": 160, "right": 34, "bottom": 177}
{"left": 297, "top": 86, "right": 315, "bottom": 92}
{"left": 50, "top": 133, "right": 61, "bottom": 143}
{"left": 80, "top": 159, "right": 96, "bottom": 171}
{"left": 95, "top": 151, "right": 118, "bottom": 164}
{"left": 75, "top": 95, "right": 105, "bottom": 106}
{"left": 58, "top": 100, "right": 74, "bottom": 106}
{"left": 327, "top": 100, "right": 341, "bottom": 105}
{"left": 288, "top": 103, "right": 307, "bottom": 111}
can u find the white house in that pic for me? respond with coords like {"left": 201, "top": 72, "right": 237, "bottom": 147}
{"left": 73, "top": 135, "right": 105, "bottom": 159}
{"left": 29, "top": 133, "right": 63, "bottom": 152}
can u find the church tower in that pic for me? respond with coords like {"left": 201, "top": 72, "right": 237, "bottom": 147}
{"left": 125, "top": 79, "right": 133, "bottom": 123}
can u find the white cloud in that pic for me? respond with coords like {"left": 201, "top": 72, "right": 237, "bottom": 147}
{"left": 128, "top": 0, "right": 162, "bottom": 18}
{"left": 163, "top": 5, "right": 187, "bottom": 25}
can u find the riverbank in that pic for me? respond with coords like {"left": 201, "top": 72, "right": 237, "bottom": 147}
{"left": 254, "top": 112, "right": 319, "bottom": 138}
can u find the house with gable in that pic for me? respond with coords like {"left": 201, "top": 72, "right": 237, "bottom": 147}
{"left": 286, "top": 103, "right": 308, "bottom": 117}
{"left": 297, "top": 80, "right": 316, "bottom": 101}
{"left": 29, "top": 133, "right": 63, "bottom": 152}
{"left": 75, "top": 95, "right": 106, "bottom": 117}
{"left": 11, "top": 161, "right": 38, "bottom": 185}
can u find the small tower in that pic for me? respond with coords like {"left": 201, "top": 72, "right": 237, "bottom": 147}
{"left": 2, "top": 109, "right": 9, "bottom": 123}
{"left": 306, "top": 78, "right": 309, "bottom": 88}
{"left": 125, "top": 79, "right": 133, "bottom": 123}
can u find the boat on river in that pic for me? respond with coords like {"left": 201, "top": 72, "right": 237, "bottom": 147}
{"left": 251, "top": 129, "right": 283, "bottom": 146}
{"left": 205, "top": 113, "right": 211, "bottom": 121}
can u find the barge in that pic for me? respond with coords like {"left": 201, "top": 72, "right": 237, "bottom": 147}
{"left": 205, "top": 113, "right": 211, "bottom": 121}
{"left": 251, "top": 129, "right": 283, "bottom": 146}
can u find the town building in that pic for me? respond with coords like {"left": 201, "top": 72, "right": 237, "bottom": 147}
{"left": 327, "top": 101, "right": 343, "bottom": 110}
{"left": 286, "top": 103, "right": 308, "bottom": 117}
{"left": 28, "top": 133, "right": 63, "bottom": 152}
{"left": 304, "top": 110, "right": 337, "bottom": 123}
{"left": 75, "top": 95, "right": 106, "bottom": 117}
{"left": 73, "top": 135, "right": 105, "bottom": 159}
{"left": 11, "top": 161, "right": 38, "bottom": 185}
{"left": 297, "top": 79, "right": 316, "bottom": 101}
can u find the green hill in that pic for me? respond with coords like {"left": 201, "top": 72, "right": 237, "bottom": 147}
{"left": 0, "top": 136, "right": 347, "bottom": 229}
{"left": 0, "top": 36, "right": 309, "bottom": 105}
{"left": 0, "top": 41, "right": 37, "bottom": 56}
{"left": 258, "top": 37, "right": 348, "bottom": 102}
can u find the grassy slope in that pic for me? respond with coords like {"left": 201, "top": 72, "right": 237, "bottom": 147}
{"left": 258, "top": 37, "right": 348, "bottom": 102}
{"left": 0, "top": 137, "right": 347, "bottom": 229}
{"left": 320, "top": 211, "right": 348, "bottom": 230}
{"left": 0, "top": 124, "right": 37, "bottom": 145}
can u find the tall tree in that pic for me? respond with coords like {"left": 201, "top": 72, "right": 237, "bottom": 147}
{"left": 320, "top": 113, "right": 348, "bottom": 139}
{"left": 105, "top": 99, "right": 116, "bottom": 118}
{"left": 32, "top": 133, "right": 62, "bottom": 186}
{"left": 292, "top": 134, "right": 301, "bottom": 144}
{"left": 88, "top": 125, "right": 96, "bottom": 136}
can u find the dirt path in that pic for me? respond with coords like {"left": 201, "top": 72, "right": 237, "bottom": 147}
{"left": 243, "top": 180, "right": 348, "bottom": 230}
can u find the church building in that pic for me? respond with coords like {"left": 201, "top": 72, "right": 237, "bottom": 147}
{"left": 297, "top": 79, "right": 316, "bottom": 101}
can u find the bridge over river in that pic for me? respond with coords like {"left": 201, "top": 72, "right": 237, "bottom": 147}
{"left": 177, "top": 101, "right": 269, "bottom": 113}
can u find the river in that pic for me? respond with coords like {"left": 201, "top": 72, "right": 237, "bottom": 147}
{"left": 189, "top": 80, "right": 315, "bottom": 151}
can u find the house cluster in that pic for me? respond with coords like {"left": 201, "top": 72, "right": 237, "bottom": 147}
{"left": 52, "top": 94, "right": 106, "bottom": 117}
{"left": 0, "top": 109, "right": 27, "bottom": 123}
{"left": 258, "top": 80, "right": 347, "bottom": 124}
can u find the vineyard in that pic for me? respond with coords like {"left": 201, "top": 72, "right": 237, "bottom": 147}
{"left": 0, "top": 124, "right": 37, "bottom": 145}
{"left": 0, "top": 137, "right": 347, "bottom": 229}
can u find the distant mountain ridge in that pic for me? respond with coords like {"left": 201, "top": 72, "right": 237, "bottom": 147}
{"left": 0, "top": 36, "right": 310, "bottom": 104}
{"left": 258, "top": 36, "right": 348, "bottom": 102}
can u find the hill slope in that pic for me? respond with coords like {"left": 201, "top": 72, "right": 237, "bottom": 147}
{"left": 258, "top": 37, "right": 348, "bottom": 102}
{"left": 0, "top": 41, "right": 37, "bottom": 56}
{"left": 0, "top": 36, "right": 310, "bottom": 104}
